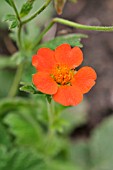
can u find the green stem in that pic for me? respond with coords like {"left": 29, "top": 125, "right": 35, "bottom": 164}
{"left": 8, "top": 62, "right": 25, "bottom": 97}
{"left": 46, "top": 99, "right": 54, "bottom": 135}
{"left": 33, "top": 21, "right": 54, "bottom": 50}
{"left": 8, "top": 0, "right": 52, "bottom": 98}
{"left": 53, "top": 18, "right": 113, "bottom": 31}
{"left": 33, "top": 17, "right": 113, "bottom": 49}
{"left": 11, "top": 0, "right": 22, "bottom": 49}
{"left": 17, "top": 24, "right": 22, "bottom": 49}
{"left": 20, "top": 112, "right": 42, "bottom": 137}
{"left": 11, "top": 0, "right": 21, "bottom": 22}
{"left": 22, "top": 0, "right": 52, "bottom": 25}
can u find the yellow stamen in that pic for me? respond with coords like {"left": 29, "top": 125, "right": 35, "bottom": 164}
{"left": 51, "top": 65, "right": 74, "bottom": 85}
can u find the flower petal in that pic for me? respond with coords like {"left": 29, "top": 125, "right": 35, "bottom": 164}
{"left": 55, "top": 44, "right": 83, "bottom": 68}
{"left": 32, "top": 55, "right": 38, "bottom": 68}
{"left": 32, "top": 72, "right": 58, "bottom": 95}
{"left": 55, "top": 44, "right": 71, "bottom": 65}
{"left": 32, "top": 48, "right": 56, "bottom": 72}
{"left": 72, "top": 66, "right": 97, "bottom": 94}
{"left": 53, "top": 85, "right": 83, "bottom": 106}
{"left": 68, "top": 47, "right": 83, "bottom": 68}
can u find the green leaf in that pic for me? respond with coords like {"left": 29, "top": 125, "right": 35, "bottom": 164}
{"left": 5, "top": 0, "right": 13, "bottom": 7}
{"left": 0, "top": 123, "right": 11, "bottom": 147}
{"left": 0, "top": 97, "right": 37, "bottom": 115}
{"left": 0, "top": 147, "right": 45, "bottom": 170}
{"left": 47, "top": 160, "right": 82, "bottom": 170}
{"left": 22, "top": 63, "right": 36, "bottom": 82}
{"left": 46, "top": 95, "right": 52, "bottom": 103}
{"left": 0, "top": 70, "right": 15, "bottom": 98}
{"left": 20, "top": 0, "right": 35, "bottom": 18}
{"left": 69, "top": 141, "right": 90, "bottom": 170}
{"left": 90, "top": 116, "right": 113, "bottom": 170}
{"left": 20, "top": 82, "right": 43, "bottom": 94}
{"left": 60, "top": 101, "right": 88, "bottom": 134}
{"left": 11, "top": 52, "right": 23, "bottom": 65}
{"left": 3, "top": 14, "right": 16, "bottom": 21}
{"left": 9, "top": 19, "right": 19, "bottom": 29}
{"left": 4, "top": 111, "right": 44, "bottom": 149}
{"left": 38, "top": 33, "right": 88, "bottom": 50}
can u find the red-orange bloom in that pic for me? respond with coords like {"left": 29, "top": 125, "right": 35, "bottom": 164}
{"left": 32, "top": 44, "right": 97, "bottom": 106}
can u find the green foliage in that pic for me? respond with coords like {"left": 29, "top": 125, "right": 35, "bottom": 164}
{"left": 60, "top": 101, "right": 88, "bottom": 134}
{"left": 0, "top": 147, "right": 45, "bottom": 170}
{"left": 20, "top": 0, "right": 35, "bottom": 18}
{"left": 21, "top": 22, "right": 40, "bottom": 53}
{"left": 4, "top": 0, "right": 13, "bottom": 7}
{"left": 47, "top": 160, "right": 82, "bottom": 170}
{"left": 0, "top": 70, "right": 15, "bottom": 98}
{"left": 3, "top": 14, "right": 16, "bottom": 21}
{"left": 38, "top": 33, "right": 88, "bottom": 50}
{"left": 20, "top": 82, "right": 43, "bottom": 94}
{"left": 1, "top": 0, "right": 111, "bottom": 170}
{"left": 70, "top": 141, "right": 90, "bottom": 170}
{"left": 69, "top": 116, "right": 113, "bottom": 170}
{"left": 9, "top": 18, "right": 19, "bottom": 29}
{"left": 4, "top": 111, "right": 44, "bottom": 149}
{"left": 3, "top": 14, "right": 19, "bottom": 29}
{"left": 0, "top": 123, "right": 11, "bottom": 147}
{"left": 90, "top": 116, "right": 113, "bottom": 170}
{"left": 0, "top": 98, "right": 37, "bottom": 115}
{"left": 46, "top": 95, "right": 52, "bottom": 103}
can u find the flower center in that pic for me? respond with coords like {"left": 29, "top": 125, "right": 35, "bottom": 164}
{"left": 51, "top": 65, "right": 74, "bottom": 85}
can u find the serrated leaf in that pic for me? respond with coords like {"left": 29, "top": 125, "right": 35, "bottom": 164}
{"left": 0, "top": 147, "right": 45, "bottom": 170}
{"left": 4, "top": 111, "right": 44, "bottom": 149}
{"left": 5, "top": 0, "right": 13, "bottom": 6}
{"left": 20, "top": 0, "right": 35, "bottom": 18}
{"left": 38, "top": 33, "right": 88, "bottom": 50}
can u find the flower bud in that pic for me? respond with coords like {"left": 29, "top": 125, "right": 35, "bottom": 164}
{"left": 54, "top": 0, "right": 66, "bottom": 15}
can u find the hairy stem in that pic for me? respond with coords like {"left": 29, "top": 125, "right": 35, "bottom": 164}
{"left": 33, "top": 17, "right": 113, "bottom": 49}
{"left": 53, "top": 18, "right": 113, "bottom": 31}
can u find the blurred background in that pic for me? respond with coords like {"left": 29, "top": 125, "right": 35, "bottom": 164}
{"left": 0, "top": 0, "right": 113, "bottom": 170}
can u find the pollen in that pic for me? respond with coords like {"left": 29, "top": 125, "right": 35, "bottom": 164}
{"left": 51, "top": 65, "right": 74, "bottom": 85}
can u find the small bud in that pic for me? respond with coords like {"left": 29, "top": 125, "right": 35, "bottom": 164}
{"left": 54, "top": 0, "right": 66, "bottom": 15}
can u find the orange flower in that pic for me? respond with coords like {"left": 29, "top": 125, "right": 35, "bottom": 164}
{"left": 32, "top": 44, "right": 97, "bottom": 106}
